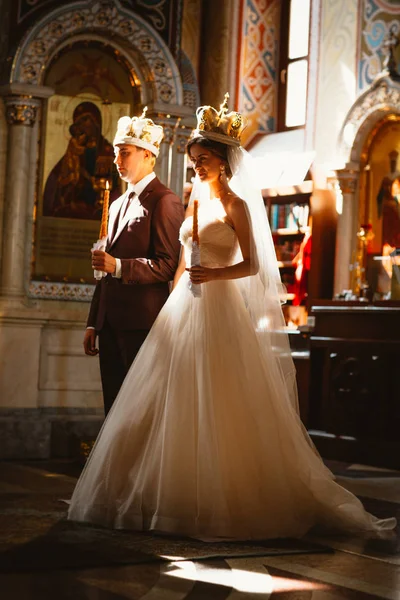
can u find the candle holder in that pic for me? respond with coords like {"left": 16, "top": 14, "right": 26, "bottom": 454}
{"left": 350, "top": 224, "right": 374, "bottom": 297}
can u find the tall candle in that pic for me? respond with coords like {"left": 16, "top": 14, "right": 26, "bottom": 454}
{"left": 99, "top": 181, "right": 110, "bottom": 239}
{"left": 190, "top": 199, "right": 201, "bottom": 297}
{"left": 192, "top": 199, "right": 199, "bottom": 244}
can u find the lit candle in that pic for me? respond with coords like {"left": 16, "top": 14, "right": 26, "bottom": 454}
{"left": 99, "top": 181, "right": 110, "bottom": 240}
{"left": 190, "top": 199, "right": 201, "bottom": 298}
{"left": 192, "top": 199, "right": 199, "bottom": 244}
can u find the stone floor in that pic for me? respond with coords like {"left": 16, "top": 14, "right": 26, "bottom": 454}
{"left": 1, "top": 459, "right": 399, "bottom": 599}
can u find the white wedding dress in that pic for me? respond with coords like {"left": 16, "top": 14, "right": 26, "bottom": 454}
{"left": 68, "top": 200, "right": 396, "bottom": 540}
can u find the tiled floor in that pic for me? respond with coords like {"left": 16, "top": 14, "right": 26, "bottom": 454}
{"left": 1, "top": 459, "right": 399, "bottom": 599}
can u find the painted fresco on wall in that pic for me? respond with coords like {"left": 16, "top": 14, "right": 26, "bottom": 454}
{"left": 359, "top": 0, "right": 400, "bottom": 91}
{"left": 35, "top": 94, "right": 129, "bottom": 282}
{"left": 42, "top": 100, "right": 119, "bottom": 220}
{"left": 238, "top": 0, "right": 279, "bottom": 146}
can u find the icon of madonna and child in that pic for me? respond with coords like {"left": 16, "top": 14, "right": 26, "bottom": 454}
{"left": 43, "top": 101, "right": 121, "bottom": 220}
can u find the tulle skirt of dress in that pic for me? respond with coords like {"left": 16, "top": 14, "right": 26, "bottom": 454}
{"left": 68, "top": 273, "right": 396, "bottom": 540}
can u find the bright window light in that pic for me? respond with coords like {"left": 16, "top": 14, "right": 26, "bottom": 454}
{"left": 286, "top": 59, "right": 308, "bottom": 127}
{"left": 289, "top": 0, "right": 311, "bottom": 59}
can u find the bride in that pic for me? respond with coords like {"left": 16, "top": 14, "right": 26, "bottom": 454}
{"left": 68, "top": 98, "right": 396, "bottom": 540}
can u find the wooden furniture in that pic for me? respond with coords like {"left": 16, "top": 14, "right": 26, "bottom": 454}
{"left": 264, "top": 184, "right": 337, "bottom": 309}
{"left": 264, "top": 182, "right": 311, "bottom": 304}
{"left": 307, "top": 301, "right": 400, "bottom": 469}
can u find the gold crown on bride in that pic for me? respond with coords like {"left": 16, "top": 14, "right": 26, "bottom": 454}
{"left": 193, "top": 93, "right": 246, "bottom": 147}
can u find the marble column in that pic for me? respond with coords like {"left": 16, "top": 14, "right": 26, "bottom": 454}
{"left": 199, "top": 0, "right": 233, "bottom": 107}
{"left": 334, "top": 168, "right": 359, "bottom": 294}
{"left": 154, "top": 117, "right": 175, "bottom": 188}
{"left": 0, "top": 96, "right": 40, "bottom": 297}
{"left": 148, "top": 104, "right": 196, "bottom": 197}
{"left": 170, "top": 126, "right": 192, "bottom": 200}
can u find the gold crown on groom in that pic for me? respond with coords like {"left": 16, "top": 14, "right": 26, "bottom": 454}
{"left": 193, "top": 93, "right": 246, "bottom": 147}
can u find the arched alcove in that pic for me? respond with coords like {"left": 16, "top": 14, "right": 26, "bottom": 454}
{"left": 339, "top": 75, "right": 400, "bottom": 167}
{"left": 334, "top": 74, "right": 400, "bottom": 295}
{"left": 10, "top": 0, "right": 183, "bottom": 106}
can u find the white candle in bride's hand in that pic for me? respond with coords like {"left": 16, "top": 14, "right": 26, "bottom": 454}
{"left": 190, "top": 200, "right": 201, "bottom": 297}
{"left": 192, "top": 200, "right": 199, "bottom": 244}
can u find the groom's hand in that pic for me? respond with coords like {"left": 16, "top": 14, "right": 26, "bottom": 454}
{"left": 91, "top": 250, "right": 116, "bottom": 274}
{"left": 83, "top": 329, "right": 99, "bottom": 356}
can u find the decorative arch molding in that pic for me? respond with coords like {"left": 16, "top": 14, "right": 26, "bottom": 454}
{"left": 338, "top": 75, "right": 400, "bottom": 166}
{"left": 43, "top": 33, "right": 153, "bottom": 104}
{"left": 10, "top": 0, "right": 183, "bottom": 105}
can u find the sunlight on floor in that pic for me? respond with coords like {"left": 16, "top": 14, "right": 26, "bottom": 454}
{"left": 166, "top": 560, "right": 328, "bottom": 593}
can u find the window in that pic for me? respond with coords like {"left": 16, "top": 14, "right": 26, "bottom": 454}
{"left": 278, "top": 0, "right": 311, "bottom": 131}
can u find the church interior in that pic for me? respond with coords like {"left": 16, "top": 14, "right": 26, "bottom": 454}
{"left": 0, "top": 0, "right": 400, "bottom": 597}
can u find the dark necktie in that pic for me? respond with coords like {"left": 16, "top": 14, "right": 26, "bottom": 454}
{"left": 108, "top": 192, "right": 136, "bottom": 247}
{"left": 122, "top": 191, "right": 135, "bottom": 219}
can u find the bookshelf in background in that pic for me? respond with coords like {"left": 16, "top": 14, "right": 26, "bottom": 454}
{"left": 264, "top": 182, "right": 312, "bottom": 317}
{"left": 264, "top": 181, "right": 338, "bottom": 326}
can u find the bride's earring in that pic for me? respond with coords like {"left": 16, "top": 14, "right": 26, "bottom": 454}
{"left": 219, "top": 165, "right": 226, "bottom": 183}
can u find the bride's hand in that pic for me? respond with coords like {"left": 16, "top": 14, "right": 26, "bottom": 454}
{"left": 186, "top": 266, "right": 216, "bottom": 284}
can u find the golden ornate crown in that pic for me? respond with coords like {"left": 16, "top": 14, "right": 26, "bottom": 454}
{"left": 194, "top": 93, "right": 245, "bottom": 147}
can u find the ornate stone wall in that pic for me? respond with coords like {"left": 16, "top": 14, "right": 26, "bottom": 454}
{"left": 11, "top": 1, "right": 183, "bottom": 106}
{"left": 2, "top": 0, "right": 183, "bottom": 83}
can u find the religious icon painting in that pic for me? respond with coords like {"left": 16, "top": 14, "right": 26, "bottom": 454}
{"left": 33, "top": 43, "right": 137, "bottom": 283}
{"left": 35, "top": 95, "right": 129, "bottom": 282}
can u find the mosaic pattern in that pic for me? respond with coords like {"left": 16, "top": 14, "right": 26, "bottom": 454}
{"left": 29, "top": 280, "right": 94, "bottom": 301}
{"left": 359, "top": 0, "right": 400, "bottom": 92}
{"left": 11, "top": 0, "right": 182, "bottom": 104}
{"left": 178, "top": 49, "right": 200, "bottom": 110}
{"left": 14, "top": 0, "right": 180, "bottom": 46}
{"left": 238, "top": 0, "right": 279, "bottom": 146}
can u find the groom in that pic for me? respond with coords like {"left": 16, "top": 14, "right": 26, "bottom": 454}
{"left": 85, "top": 111, "right": 184, "bottom": 415}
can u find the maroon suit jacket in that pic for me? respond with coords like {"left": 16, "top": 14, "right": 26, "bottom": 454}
{"left": 87, "top": 176, "right": 184, "bottom": 331}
